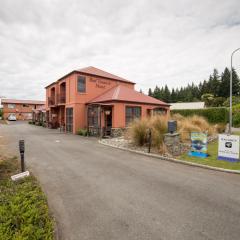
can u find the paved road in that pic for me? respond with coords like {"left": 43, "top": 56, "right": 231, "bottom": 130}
{"left": 1, "top": 122, "right": 240, "bottom": 240}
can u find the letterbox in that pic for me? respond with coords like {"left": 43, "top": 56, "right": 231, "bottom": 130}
{"left": 168, "top": 120, "right": 177, "bottom": 134}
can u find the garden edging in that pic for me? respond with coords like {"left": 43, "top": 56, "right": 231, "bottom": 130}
{"left": 99, "top": 140, "right": 240, "bottom": 175}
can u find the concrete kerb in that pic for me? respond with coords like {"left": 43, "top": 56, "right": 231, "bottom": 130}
{"left": 99, "top": 141, "right": 240, "bottom": 175}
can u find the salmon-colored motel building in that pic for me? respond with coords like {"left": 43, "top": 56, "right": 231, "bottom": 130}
{"left": 46, "top": 66, "right": 170, "bottom": 136}
{"left": 1, "top": 99, "right": 45, "bottom": 120}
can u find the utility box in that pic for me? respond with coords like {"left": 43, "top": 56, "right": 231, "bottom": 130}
{"left": 168, "top": 120, "right": 177, "bottom": 134}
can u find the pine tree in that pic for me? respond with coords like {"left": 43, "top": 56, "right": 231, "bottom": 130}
{"left": 148, "top": 88, "right": 153, "bottom": 96}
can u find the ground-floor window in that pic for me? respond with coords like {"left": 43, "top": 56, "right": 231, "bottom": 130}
{"left": 125, "top": 106, "right": 141, "bottom": 125}
{"left": 88, "top": 106, "right": 98, "bottom": 127}
{"left": 66, "top": 108, "right": 73, "bottom": 133}
{"left": 153, "top": 108, "right": 166, "bottom": 115}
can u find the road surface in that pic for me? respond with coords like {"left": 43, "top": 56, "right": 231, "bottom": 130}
{"left": 1, "top": 121, "right": 240, "bottom": 240}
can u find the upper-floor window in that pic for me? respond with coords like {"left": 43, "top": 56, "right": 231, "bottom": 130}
{"left": 23, "top": 104, "right": 29, "bottom": 108}
{"left": 125, "top": 106, "right": 141, "bottom": 125}
{"left": 77, "top": 76, "right": 86, "bottom": 93}
{"left": 8, "top": 104, "right": 15, "bottom": 109}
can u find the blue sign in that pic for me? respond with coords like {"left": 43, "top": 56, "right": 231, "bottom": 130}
{"left": 188, "top": 132, "right": 208, "bottom": 158}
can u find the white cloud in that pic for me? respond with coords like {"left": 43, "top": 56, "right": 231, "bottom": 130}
{"left": 0, "top": 0, "right": 240, "bottom": 99}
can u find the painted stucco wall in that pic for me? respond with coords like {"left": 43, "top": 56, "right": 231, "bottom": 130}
{"left": 112, "top": 102, "right": 170, "bottom": 128}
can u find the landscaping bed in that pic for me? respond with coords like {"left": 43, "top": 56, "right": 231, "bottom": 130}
{"left": 101, "top": 114, "right": 240, "bottom": 172}
{"left": 0, "top": 155, "right": 54, "bottom": 239}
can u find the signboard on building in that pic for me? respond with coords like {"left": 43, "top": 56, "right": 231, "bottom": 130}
{"left": 218, "top": 134, "right": 240, "bottom": 162}
{"left": 188, "top": 132, "right": 208, "bottom": 158}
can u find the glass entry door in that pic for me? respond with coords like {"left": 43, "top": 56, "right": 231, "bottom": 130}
{"left": 66, "top": 108, "right": 73, "bottom": 133}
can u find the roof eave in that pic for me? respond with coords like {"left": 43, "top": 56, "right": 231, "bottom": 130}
{"left": 87, "top": 99, "right": 170, "bottom": 106}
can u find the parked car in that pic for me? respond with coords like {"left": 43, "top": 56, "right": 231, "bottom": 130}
{"left": 8, "top": 114, "right": 17, "bottom": 121}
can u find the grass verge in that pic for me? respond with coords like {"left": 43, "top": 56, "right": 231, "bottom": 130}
{"left": 0, "top": 156, "right": 54, "bottom": 240}
{"left": 179, "top": 133, "right": 240, "bottom": 171}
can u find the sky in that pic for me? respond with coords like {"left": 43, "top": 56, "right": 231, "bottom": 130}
{"left": 0, "top": 0, "right": 240, "bottom": 100}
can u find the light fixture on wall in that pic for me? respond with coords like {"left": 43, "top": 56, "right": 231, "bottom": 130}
{"left": 105, "top": 110, "right": 111, "bottom": 115}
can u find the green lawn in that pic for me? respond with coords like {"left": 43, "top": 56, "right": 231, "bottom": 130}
{"left": 0, "top": 156, "right": 54, "bottom": 240}
{"left": 179, "top": 133, "right": 240, "bottom": 171}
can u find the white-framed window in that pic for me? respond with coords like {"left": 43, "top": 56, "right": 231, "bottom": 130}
{"left": 8, "top": 104, "right": 15, "bottom": 109}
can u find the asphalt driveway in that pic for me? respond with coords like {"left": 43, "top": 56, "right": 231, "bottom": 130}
{"left": 1, "top": 122, "right": 240, "bottom": 240}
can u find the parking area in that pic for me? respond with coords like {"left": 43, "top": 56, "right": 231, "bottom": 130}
{"left": 1, "top": 121, "right": 240, "bottom": 240}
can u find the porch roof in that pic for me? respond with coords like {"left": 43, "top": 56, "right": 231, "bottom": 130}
{"left": 87, "top": 85, "right": 170, "bottom": 106}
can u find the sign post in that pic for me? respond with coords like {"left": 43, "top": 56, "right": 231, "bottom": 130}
{"left": 218, "top": 134, "right": 240, "bottom": 162}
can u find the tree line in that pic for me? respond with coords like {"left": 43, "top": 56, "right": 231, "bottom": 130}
{"left": 148, "top": 67, "right": 240, "bottom": 106}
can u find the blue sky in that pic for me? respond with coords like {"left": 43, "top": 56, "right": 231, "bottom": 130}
{"left": 0, "top": 0, "right": 240, "bottom": 100}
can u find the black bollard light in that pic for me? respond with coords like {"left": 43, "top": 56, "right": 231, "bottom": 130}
{"left": 148, "top": 128, "right": 152, "bottom": 153}
{"left": 19, "top": 140, "right": 25, "bottom": 172}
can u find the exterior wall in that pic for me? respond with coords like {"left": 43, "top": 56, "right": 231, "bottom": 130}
{"left": 112, "top": 102, "right": 170, "bottom": 128}
{"left": 3, "top": 103, "right": 44, "bottom": 120}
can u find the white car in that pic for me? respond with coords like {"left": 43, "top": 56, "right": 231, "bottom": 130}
{"left": 8, "top": 114, "right": 17, "bottom": 121}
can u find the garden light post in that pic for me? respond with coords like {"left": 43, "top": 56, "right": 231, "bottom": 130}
{"left": 229, "top": 48, "right": 240, "bottom": 134}
{"left": 19, "top": 140, "right": 25, "bottom": 172}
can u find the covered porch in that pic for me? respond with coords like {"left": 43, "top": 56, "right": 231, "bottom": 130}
{"left": 87, "top": 103, "right": 113, "bottom": 137}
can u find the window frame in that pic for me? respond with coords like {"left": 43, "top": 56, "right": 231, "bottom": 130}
{"left": 77, "top": 76, "right": 86, "bottom": 93}
{"left": 8, "top": 104, "right": 15, "bottom": 109}
{"left": 125, "top": 106, "right": 141, "bottom": 125}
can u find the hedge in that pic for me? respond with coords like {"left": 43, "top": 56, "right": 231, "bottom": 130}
{"left": 171, "top": 107, "right": 229, "bottom": 124}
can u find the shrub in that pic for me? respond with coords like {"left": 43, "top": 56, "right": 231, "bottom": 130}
{"left": 77, "top": 128, "right": 88, "bottom": 136}
{"left": 233, "top": 104, "right": 240, "bottom": 127}
{"left": 0, "top": 156, "right": 54, "bottom": 240}
{"left": 214, "top": 123, "right": 226, "bottom": 133}
{"left": 150, "top": 115, "right": 168, "bottom": 148}
{"left": 175, "top": 115, "right": 216, "bottom": 141}
{"left": 233, "top": 112, "right": 240, "bottom": 127}
{"left": 223, "top": 96, "right": 240, "bottom": 107}
{"left": 128, "top": 118, "right": 149, "bottom": 146}
{"left": 128, "top": 114, "right": 219, "bottom": 148}
{"left": 171, "top": 107, "right": 229, "bottom": 124}
{"left": 128, "top": 115, "right": 168, "bottom": 149}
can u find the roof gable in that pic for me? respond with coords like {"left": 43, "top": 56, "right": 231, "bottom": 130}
{"left": 76, "top": 66, "right": 134, "bottom": 84}
{"left": 46, "top": 66, "right": 135, "bottom": 88}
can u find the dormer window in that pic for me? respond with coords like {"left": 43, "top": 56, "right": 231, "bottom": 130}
{"left": 77, "top": 76, "right": 86, "bottom": 93}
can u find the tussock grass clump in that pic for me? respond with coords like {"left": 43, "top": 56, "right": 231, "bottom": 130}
{"left": 150, "top": 115, "right": 168, "bottom": 148}
{"left": 174, "top": 114, "right": 216, "bottom": 142}
{"left": 128, "top": 115, "right": 168, "bottom": 148}
{"left": 128, "top": 113, "right": 220, "bottom": 148}
{"left": 128, "top": 118, "right": 150, "bottom": 146}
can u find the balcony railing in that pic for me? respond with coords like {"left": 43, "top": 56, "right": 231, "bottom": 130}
{"left": 58, "top": 93, "right": 66, "bottom": 104}
{"left": 48, "top": 96, "right": 55, "bottom": 106}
